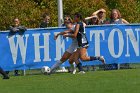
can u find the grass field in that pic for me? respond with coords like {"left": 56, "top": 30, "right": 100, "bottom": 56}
{"left": 0, "top": 69, "right": 140, "bottom": 93}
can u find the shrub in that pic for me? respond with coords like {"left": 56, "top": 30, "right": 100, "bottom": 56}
{"left": 0, "top": 0, "right": 140, "bottom": 31}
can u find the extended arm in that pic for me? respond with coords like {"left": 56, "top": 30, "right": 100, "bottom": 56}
{"left": 85, "top": 16, "right": 95, "bottom": 20}
{"left": 9, "top": 26, "right": 19, "bottom": 32}
{"left": 63, "top": 24, "right": 80, "bottom": 38}
{"left": 54, "top": 29, "right": 73, "bottom": 40}
{"left": 92, "top": 9, "right": 106, "bottom": 15}
{"left": 18, "top": 26, "right": 27, "bottom": 31}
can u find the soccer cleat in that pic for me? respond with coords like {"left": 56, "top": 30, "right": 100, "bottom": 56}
{"left": 78, "top": 71, "right": 85, "bottom": 74}
{"left": 72, "top": 68, "right": 77, "bottom": 74}
{"left": 99, "top": 56, "right": 106, "bottom": 64}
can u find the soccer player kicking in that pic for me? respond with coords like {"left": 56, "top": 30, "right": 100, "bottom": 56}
{"left": 63, "top": 13, "right": 105, "bottom": 65}
{"left": 49, "top": 22, "right": 85, "bottom": 74}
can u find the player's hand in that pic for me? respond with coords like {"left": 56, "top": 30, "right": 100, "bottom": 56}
{"left": 99, "top": 8, "right": 106, "bottom": 13}
{"left": 54, "top": 35, "right": 58, "bottom": 40}
{"left": 63, "top": 34, "right": 67, "bottom": 38}
{"left": 13, "top": 28, "right": 19, "bottom": 32}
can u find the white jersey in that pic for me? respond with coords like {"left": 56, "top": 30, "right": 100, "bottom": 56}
{"left": 66, "top": 25, "right": 78, "bottom": 54}
{"left": 71, "top": 25, "right": 78, "bottom": 44}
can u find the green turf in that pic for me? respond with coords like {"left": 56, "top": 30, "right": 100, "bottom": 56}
{"left": 0, "top": 69, "right": 140, "bottom": 93}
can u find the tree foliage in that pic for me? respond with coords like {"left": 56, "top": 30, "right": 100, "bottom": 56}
{"left": 0, "top": 0, "right": 140, "bottom": 30}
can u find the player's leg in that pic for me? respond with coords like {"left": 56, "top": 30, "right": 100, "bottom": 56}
{"left": 69, "top": 62, "right": 76, "bottom": 74}
{"left": 79, "top": 48, "right": 90, "bottom": 61}
{"left": 69, "top": 50, "right": 85, "bottom": 74}
{"left": 50, "top": 51, "right": 72, "bottom": 73}
{"left": 75, "top": 59, "right": 85, "bottom": 74}
{"left": 50, "top": 42, "right": 77, "bottom": 73}
{"left": 69, "top": 51, "right": 78, "bottom": 74}
{"left": 79, "top": 48, "right": 105, "bottom": 64}
{"left": 79, "top": 47, "right": 99, "bottom": 61}
{"left": 69, "top": 50, "right": 80, "bottom": 64}
{"left": 0, "top": 67, "right": 9, "bottom": 79}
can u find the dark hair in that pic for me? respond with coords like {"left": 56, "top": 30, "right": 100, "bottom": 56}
{"left": 42, "top": 13, "right": 50, "bottom": 19}
{"left": 64, "top": 15, "right": 73, "bottom": 23}
{"left": 110, "top": 9, "right": 121, "bottom": 19}
{"left": 90, "top": 18, "right": 99, "bottom": 25}
{"left": 74, "top": 13, "right": 83, "bottom": 20}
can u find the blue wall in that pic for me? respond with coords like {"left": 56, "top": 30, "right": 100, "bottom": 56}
{"left": 0, "top": 24, "right": 140, "bottom": 71}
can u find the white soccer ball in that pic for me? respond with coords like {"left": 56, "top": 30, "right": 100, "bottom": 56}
{"left": 41, "top": 66, "right": 50, "bottom": 74}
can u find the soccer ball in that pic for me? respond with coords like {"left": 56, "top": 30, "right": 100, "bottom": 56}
{"left": 41, "top": 66, "right": 50, "bottom": 74}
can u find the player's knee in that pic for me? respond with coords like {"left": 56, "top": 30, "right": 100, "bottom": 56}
{"left": 80, "top": 56, "right": 86, "bottom": 61}
{"left": 61, "top": 56, "right": 68, "bottom": 62}
{"left": 69, "top": 58, "right": 74, "bottom": 64}
{"left": 69, "top": 60, "right": 73, "bottom": 64}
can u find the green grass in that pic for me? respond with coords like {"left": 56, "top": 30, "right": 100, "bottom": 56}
{"left": 0, "top": 69, "right": 140, "bottom": 93}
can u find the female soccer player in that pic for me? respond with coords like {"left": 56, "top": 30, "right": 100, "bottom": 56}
{"left": 63, "top": 13, "right": 105, "bottom": 64}
{"left": 49, "top": 22, "right": 85, "bottom": 74}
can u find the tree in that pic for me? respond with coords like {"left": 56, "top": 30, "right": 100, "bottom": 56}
{"left": 0, "top": 0, "right": 42, "bottom": 30}
{"left": 0, "top": 0, "right": 140, "bottom": 31}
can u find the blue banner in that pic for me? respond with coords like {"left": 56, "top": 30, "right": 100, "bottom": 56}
{"left": 0, "top": 24, "right": 140, "bottom": 71}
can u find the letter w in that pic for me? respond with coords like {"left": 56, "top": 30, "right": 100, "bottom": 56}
{"left": 7, "top": 35, "right": 29, "bottom": 64}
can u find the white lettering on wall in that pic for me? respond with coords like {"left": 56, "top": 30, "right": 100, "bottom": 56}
{"left": 108, "top": 28, "right": 124, "bottom": 58}
{"left": 90, "top": 30, "right": 105, "bottom": 56}
{"left": 32, "top": 33, "right": 51, "bottom": 62}
{"left": 54, "top": 32, "right": 65, "bottom": 61}
{"left": 125, "top": 29, "right": 140, "bottom": 57}
{"left": 7, "top": 35, "right": 29, "bottom": 64}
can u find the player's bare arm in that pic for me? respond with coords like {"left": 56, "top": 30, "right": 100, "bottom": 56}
{"left": 54, "top": 29, "right": 73, "bottom": 40}
{"left": 63, "top": 24, "right": 79, "bottom": 38}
